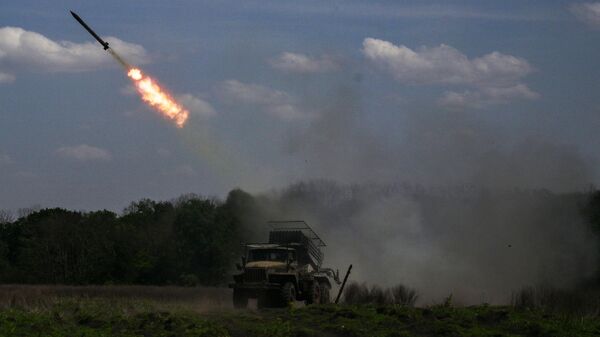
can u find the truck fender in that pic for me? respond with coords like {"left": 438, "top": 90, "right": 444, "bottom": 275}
{"left": 314, "top": 276, "right": 332, "bottom": 289}
{"left": 269, "top": 274, "right": 299, "bottom": 290}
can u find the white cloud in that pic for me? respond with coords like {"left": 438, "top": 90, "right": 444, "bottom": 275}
{"left": 218, "top": 80, "right": 312, "bottom": 120}
{"left": 173, "top": 165, "right": 197, "bottom": 177}
{"left": 0, "top": 154, "right": 13, "bottom": 166}
{"left": 178, "top": 94, "right": 217, "bottom": 119}
{"left": 0, "top": 72, "right": 15, "bottom": 83}
{"left": 120, "top": 85, "right": 137, "bottom": 96}
{"left": 362, "top": 38, "right": 532, "bottom": 86}
{"left": 362, "top": 37, "right": 538, "bottom": 108}
{"left": 270, "top": 52, "right": 339, "bottom": 73}
{"left": 0, "top": 26, "right": 149, "bottom": 80}
{"left": 266, "top": 104, "right": 310, "bottom": 121}
{"left": 56, "top": 144, "right": 112, "bottom": 162}
{"left": 439, "top": 84, "right": 540, "bottom": 109}
{"left": 571, "top": 2, "right": 600, "bottom": 27}
{"left": 219, "top": 80, "right": 291, "bottom": 105}
{"left": 156, "top": 147, "right": 171, "bottom": 157}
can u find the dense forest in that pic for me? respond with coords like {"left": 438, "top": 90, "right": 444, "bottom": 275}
{"left": 0, "top": 189, "right": 260, "bottom": 286}
{"left": 0, "top": 183, "right": 600, "bottom": 288}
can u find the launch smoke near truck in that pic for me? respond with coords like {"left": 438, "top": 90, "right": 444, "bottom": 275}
{"left": 230, "top": 221, "right": 342, "bottom": 308}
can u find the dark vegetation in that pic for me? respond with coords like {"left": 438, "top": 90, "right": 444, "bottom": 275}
{"left": 0, "top": 296, "right": 599, "bottom": 337}
{"left": 511, "top": 285, "right": 600, "bottom": 318}
{"left": 0, "top": 189, "right": 258, "bottom": 286}
{"left": 1, "top": 184, "right": 600, "bottom": 310}
{"left": 343, "top": 282, "right": 419, "bottom": 306}
{"left": 0, "top": 181, "right": 600, "bottom": 337}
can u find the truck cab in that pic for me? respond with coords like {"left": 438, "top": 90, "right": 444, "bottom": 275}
{"left": 230, "top": 221, "right": 340, "bottom": 308}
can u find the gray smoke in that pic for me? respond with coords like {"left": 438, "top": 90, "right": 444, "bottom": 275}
{"left": 246, "top": 83, "right": 598, "bottom": 304}
{"left": 252, "top": 182, "right": 597, "bottom": 304}
{"left": 284, "top": 86, "right": 592, "bottom": 192}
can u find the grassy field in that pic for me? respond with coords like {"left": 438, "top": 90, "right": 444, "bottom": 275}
{"left": 0, "top": 285, "right": 598, "bottom": 337}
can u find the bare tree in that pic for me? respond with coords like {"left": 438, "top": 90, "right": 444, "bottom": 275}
{"left": 0, "top": 209, "right": 13, "bottom": 223}
{"left": 17, "top": 205, "right": 41, "bottom": 219}
{"left": 390, "top": 284, "right": 419, "bottom": 307}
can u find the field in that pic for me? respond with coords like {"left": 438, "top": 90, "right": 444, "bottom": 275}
{"left": 0, "top": 285, "right": 599, "bottom": 337}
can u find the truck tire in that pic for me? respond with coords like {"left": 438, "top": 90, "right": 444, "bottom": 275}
{"left": 319, "top": 282, "right": 331, "bottom": 304}
{"left": 279, "top": 282, "right": 296, "bottom": 307}
{"left": 305, "top": 281, "right": 321, "bottom": 305}
{"left": 233, "top": 289, "right": 248, "bottom": 309}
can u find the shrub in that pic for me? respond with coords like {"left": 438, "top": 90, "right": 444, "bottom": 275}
{"left": 512, "top": 285, "right": 600, "bottom": 317}
{"left": 344, "top": 282, "right": 417, "bottom": 306}
{"left": 368, "top": 285, "right": 391, "bottom": 305}
{"left": 390, "top": 284, "right": 418, "bottom": 307}
{"left": 343, "top": 282, "right": 370, "bottom": 304}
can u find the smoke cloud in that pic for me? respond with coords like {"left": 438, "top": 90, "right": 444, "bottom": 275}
{"left": 248, "top": 181, "right": 597, "bottom": 304}
{"left": 284, "top": 86, "right": 591, "bottom": 192}
{"left": 239, "top": 67, "right": 597, "bottom": 304}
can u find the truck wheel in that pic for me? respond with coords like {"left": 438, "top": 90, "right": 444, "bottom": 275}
{"left": 280, "top": 282, "right": 296, "bottom": 307}
{"left": 319, "top": 282, "right": 331, "bottom": 304}
{"left": 233, "top": 289, "right": 248, "bottom": 309}
{"left": 305, "top": 282, "right": 321, "bottom": 305}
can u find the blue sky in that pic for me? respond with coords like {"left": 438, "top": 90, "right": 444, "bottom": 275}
{"left": 1, "top": 0, "right": 600, "bottom": 211}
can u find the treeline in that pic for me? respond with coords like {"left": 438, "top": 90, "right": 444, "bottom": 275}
{"left": 1, "top": 183, "right": 600, "bottom": 288}
{"left": 0, "top": 189, "right": 259, "bottom": 286}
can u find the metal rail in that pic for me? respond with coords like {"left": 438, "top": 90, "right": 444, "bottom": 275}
{"left": 267, "top": 220, "right": 326, "bottom": 247}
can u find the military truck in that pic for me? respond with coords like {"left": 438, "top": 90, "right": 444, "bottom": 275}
{"left": 230, "top": 221, "right": 340, "bottom": 308}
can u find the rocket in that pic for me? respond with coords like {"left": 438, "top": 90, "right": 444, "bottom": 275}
{"left": 70, "top": 11, "right": 110, "bottom": 50}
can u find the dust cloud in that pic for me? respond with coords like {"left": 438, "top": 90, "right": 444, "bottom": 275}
{"left": 243, "top": 85, "right": 598, "bottom": 304}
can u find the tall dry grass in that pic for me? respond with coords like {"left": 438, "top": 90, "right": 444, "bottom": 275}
{"left": 0, "top": 285, "right": 232, "bottom": 312}
{"left": 343, "top": 282, "right": 419, "bottom": 306}
{"left": 512, "top": 285, "right": 600, "bottom": 318}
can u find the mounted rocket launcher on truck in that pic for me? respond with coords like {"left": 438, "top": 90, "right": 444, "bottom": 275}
{"left": 230, "top": 221, "right": 341, "bottom": 308}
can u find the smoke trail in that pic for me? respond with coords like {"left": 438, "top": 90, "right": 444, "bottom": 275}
{"left": 107, "top": 48, "right": 130, "bottom": 70}
{"left": 107, "top": 47, "right": 189, "bottom": 127}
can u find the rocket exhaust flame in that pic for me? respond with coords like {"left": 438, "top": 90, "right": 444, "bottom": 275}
{"left": 127, "top": 68, "right": 189, "bottom": 128}
{"left": 70, "top": 10, "right": 189, "bottom": 128}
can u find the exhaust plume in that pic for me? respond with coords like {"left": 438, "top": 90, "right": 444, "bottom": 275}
{"left": 108, "top": 47, "right": 188, "bottom": 128}
{"left": 127, "top": 67, "right": 189, "bottom": 127}
{"left": 108, "top": 48, "right": 130, "bottom": 69}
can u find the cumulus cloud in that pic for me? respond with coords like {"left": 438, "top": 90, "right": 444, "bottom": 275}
{"left": 0, "top": 26, "right": 149, "bottom": 80}
{"left": 362, "top": 37, "right": 538, "bottom": 107}
{"left": 270, "top": 52, "right": 339, "bottom": 73}
{"left": 571, "top": 2, "right": 600, "bottom": 27}
{"left": 178, "top": 94, "right": 217, "bottom": 119}
{"left": 218, "top": 80, "right": 311, "bottom": 120}
{"left": 219, "top": 80, "right": 291, "bottom": 105}
{"left": 362, "top": 38, "right": 532, "bottom": 86}
{"left": 0, "top": 154, "right": 13, "bottom": 166}
{"left": 56, "top": 144, "right": 112, "bottom": 162}
{"left": 439, "top": 84, "right": 540, "bottom": 109}
{"left": 173, "top": 165, "right": 197, "bottom": 177}
{"left": 0, "top": 72, "right": 15, "bottom": 83}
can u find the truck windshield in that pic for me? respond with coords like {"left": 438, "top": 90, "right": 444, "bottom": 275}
{"left": 248, "top": 249, "right": 288, "bottom": 262}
